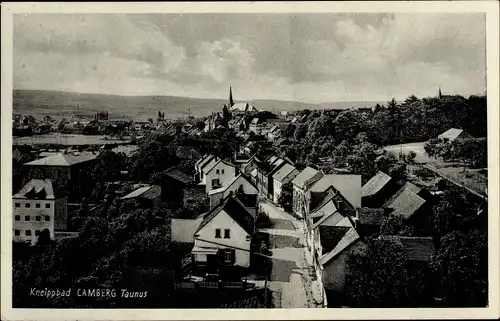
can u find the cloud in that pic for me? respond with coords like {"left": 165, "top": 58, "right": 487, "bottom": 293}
{"left": 13, "top": 13, "right": 486, "bottom": 102}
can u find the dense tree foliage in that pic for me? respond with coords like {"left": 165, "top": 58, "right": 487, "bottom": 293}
{"left": 13, "top": 199, "right": 178, "bottom": 308}
{"left": 430, "top": 229, "right": 487, "bottom": 307}
{"left": 425, "top": 138, "right": 487, "bottom": 168}
{"left": 346, "top": 238, "right": 432, "bottom": 307}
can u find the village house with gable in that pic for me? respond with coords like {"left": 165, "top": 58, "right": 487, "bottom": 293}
{"left": 207, "top": 173, "right": 258, "bottom": 209}
{"left": 13, "top": 179, "right": 68, "bottom": 244}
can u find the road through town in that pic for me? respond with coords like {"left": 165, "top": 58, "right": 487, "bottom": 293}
{"left": 258, "top": 201, "right": 321, "bottom": 308}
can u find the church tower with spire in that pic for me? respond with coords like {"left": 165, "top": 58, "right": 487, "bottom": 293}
{"left": 229, "top": 86, "right": 235, "bottom": 107}
{"left": 438, "top": 87, "right": 442, "bottom": 99}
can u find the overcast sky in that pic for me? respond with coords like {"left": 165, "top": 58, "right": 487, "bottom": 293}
{"left": 13, "top": 13, "right": 485, "bottom": 103}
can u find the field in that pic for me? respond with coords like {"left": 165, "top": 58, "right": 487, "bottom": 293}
{"left": 13, "top": 90, "right": 383, "bottom": 121}
{"left": 426, "top": 165, "right": 488, "bottom": 197}
{"left": 13, "top": 134, "right": 131, "bottom": 146}
{"left": 383, "top": 141, "right": 434, "bottom": 163}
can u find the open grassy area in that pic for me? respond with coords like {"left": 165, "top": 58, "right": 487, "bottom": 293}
{"left": 430, "top": 166, "right": 488, "bottom": 196}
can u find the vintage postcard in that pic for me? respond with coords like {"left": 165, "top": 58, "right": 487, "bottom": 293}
{"left": 1, "top": 1, "right": 499, "bottom": 320}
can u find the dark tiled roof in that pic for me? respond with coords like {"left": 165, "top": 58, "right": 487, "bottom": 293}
{"left": 383, "top": 186, "right": 426, "bottom": 220}
{"left": 402, "top": 181, "right": 422, "bottom": 194}
{"left": 197, "top": 154, "right": 216, "bottom": 171}
{"left": 176, "top": 146, "right": 201, "bottom": 160}
{"left": 319, "top": 225, "right": 350, "bottom": 254}
{"left": 163, "top": 167, "right": 194, "bottom": 185}
{"left": 310, "top": 188, "right": 335, "bottom": 213}
{"left": 195, "top": 194, "right": 255, "bottom": 235}
{"left": 291, "top": 166, "right": 322, "bottom": 189}
{"left": 357, "top": 207, "right": 386, "bottom": 225}
{"left": 141, "top": 185, "right": 162, "bottom": 200}
{"left": 362, "top": 171, "right": 392, "bottom": 197}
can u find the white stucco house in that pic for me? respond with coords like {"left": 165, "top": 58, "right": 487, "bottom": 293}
{"left": 192, "top": 194, "right": 255, "bottom": 268}
{"left": 207, "top": 173, "right": 258, "bottom": 208}
{"left": 200, "top": 158, "right": 238, "bottom": 193}
{"left": 13, "top": 179, "right": 68, "bottom": 244}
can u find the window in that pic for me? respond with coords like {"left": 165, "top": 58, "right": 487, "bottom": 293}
{"left": 216, "top": 169, "right": 220, "bottom": 175}
{"left": 14, "top": 230, "right": 20, "bottom": 236}
{"left": 15, "top": 215, "right": 21, "bottom": 221}
{"left": 224, "top": 229, "right": 230, "bottom": 239}
{"left": 211, "top": 179, "right": 220, "bottom": 189}
{"left": 45, "top": 215, "right": 50, "bottom": 222}
{"left": 215, "top": 229, "right": 221, "bottom": 238}
{"left": 15, "top": 203, "right": 20, "bottom": 208}
{"left": 35, "top": 203, "right": 41, "bottom": 208}
{"left": 221, "top": 169, "right": 225, "bottom": 174}
{"left": 35, "top": 230, "right": 41, "bottom": 236}
{"left": 25, "top": 230, "right": 32, "bottom": 236}
{"left": 35, "top": 216, "right": 41, "bottom": 222}
{"left": 24, "top": 215, "right": 30, "bottom": 222}
{"left": 224, "top": 250, "right": 234, "bottom": 263}
{"left": 246, "top": 235, "right": 251, "bottom": 241}
{"left": 25, "top": 203, "right": 31, "bottom": 208}
{"left": 45, "top": 204, "right": 50, "bottom": 209}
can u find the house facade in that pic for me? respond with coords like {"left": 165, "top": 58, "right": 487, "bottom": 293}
{"left": 272, "top": 163, "right": 299, "bottom": 204}
{"left": 249, "top": 118, "right": 264, "bottom": 135}
{"left": 291, "top": 166, "right": 324, "bottom": 218}
{"left": 192, "top": 195, "right": 255, "bottom": 270}
{"left": 13, "top": 179, "right": 68, "bottom": 244}
{"left": 208, "top": 174, "right": 258, "bottom": 208}
{"left": 201, "top": 159, "right": 238, "bottom": 193}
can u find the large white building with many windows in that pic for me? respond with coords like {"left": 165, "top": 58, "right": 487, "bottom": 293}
{"left": 13, "top": 179, "right": 68, "bottom": 244}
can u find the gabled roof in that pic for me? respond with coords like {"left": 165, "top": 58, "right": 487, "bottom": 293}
{"left": 311, "top": 208, "right": 342, "bottom": 229}
{"left": 24, "top": 153, "right": 96, "bottom": 166}
{"left": 250, "top": 118, "right": 262, "bottom": 125}
{"left": 362, "top": 171, "right": 392, "bottom": 197}
{"left": 291, "top": 166, "right": 322, "bottom": 189}
{"left": 197, "top": 154, "right": 216, "bottom": 171}
{"left": 201, "top": 157, "right": 221, "bottom": 174}
{"left": 311, "top": 174, "right": 362, "bottom": 208}
{"left": 383, "top": 186, "right": 426, "bottom": 220}
{"left": 176, "top": 146, "right": 201, "bottom": 160}
{"left": 378, "top": 236, "right": 435, "bottom": 262}
{"left": 268, "top": 125, "right": 278, "bottom": 133}
{"left": 207, "top": 173, "right": 257, "bottom": 196}
{"left": 266, "top": 155, "right": 278, "bottom": 165}
{"left": 357, "top": 207, "right": 386, "bottom": 226}
{"left": 318, "top": 225, "right": 350, "bottom": 254}
{"left": 310, "top": 188, "right": 336, "bottom": 216}
{"left": 319, "top": 227, "right": 361, "bottom": 265}
{"left": 272, "top": 163, "right": 298, "bottom": 182}
{"left": 163, "top": 167, "right": 194, "bottom": 185}
{"left": 195, "top": 194, "right": 255, "bottom": 235}
{"left": 230, "top": 102, "right": 256, "bottom": 112}
{"left": 121, "top": 185, "right": 161, "bottom": 200}
{"left": 402, "top": 181, "right": 422, "bottom": 194}
{"left": 13, "top": 179, "right": 58, "bottom": 199}
{"left": 437, "top": 128, "right": 467, "bottom": 141}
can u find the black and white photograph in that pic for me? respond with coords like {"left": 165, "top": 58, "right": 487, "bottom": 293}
{"left": 1, "top": 1, "right": 499, "bottom": 319}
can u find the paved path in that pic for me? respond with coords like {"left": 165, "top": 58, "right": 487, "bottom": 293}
{"left": 257, "top": 201, "right": 320, "bottom": 308}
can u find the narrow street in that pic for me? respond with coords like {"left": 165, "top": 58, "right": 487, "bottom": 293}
{"left": 257, "top": 200, "right": 322, "bottom": 308}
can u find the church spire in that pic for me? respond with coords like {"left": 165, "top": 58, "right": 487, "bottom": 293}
{"left": 229, "top": 86, "right": 235, "bottom": 107}
{"left": 438, "top": 87, "right": 442, "bottom": 99}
